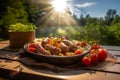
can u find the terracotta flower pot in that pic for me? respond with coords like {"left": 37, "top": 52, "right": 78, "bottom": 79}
{"left": 9, "top": 30, "right": 35, "bottom": 49}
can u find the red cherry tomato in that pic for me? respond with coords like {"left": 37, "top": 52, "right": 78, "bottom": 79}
{"left": 98, "top": 48, "right": 107, "bottom": 61}
{"left": 90, "top": 49, "right": 99, "bottom": 54}
{"left": 91, "top": 54, "right": 99, "bottom": 64}
{"left": 91, "top": 43, "right": 100, "bottom": 49}
{"left": 74, "top": 49, "right": 82, "bottom": 55}
{"left": 82, "top": 57, "right": 91, "bottom": 66}
{"left": 29, "top": 43, "right": 37, "bottom": 48}
{"left": 28, "top": 47, "right": 37, "bottom": 53}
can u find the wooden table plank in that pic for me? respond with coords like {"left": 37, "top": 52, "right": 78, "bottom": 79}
{"left": 108, "top": 51, "right": 120, "bottom": 56}
{"left": 0, "top": 41, "right": 120, "bottom": 80}
{"left": 101, "top": 45, "right": 120, "bottom": 50}
{"left": 67, "top": 72, "right": 120, "bottom": 80}
{"left": 0, "top": 40, "right": 9, "bottom": 44}
{"left": 1, "top": 62, "right": 120, "bottom": 80}
{"left": 116, "top": 57, "right": 120, "bottom": 63}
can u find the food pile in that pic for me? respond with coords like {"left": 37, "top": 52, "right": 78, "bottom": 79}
{"left": 82, "top": 43, "right": 108, "bottom": 66}
{"left": 27, "top": 37, "right": 108, "bottom": 66}
{"left": 27, "top": 37, "right": 89, "bottom": 56}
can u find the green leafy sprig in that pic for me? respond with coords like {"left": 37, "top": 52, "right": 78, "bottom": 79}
{"left": 9, "top": 23, "right": 36, "bottom": 32}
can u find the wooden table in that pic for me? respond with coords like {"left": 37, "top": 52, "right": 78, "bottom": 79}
{"left": 0, "top": 40, "right": 120, "bottom": 80}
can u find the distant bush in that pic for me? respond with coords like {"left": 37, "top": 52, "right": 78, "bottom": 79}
{"left": 102, "top": 23, "right": 120, "bottom": 45}
{"left": 36, "top": 24, "right": 120, "bottom": 46}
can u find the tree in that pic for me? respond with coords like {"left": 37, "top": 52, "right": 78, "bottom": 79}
{"left": 24, "top": 1, "right": 40, "bottom": 23}
{"left": 0, "top": 0, "right": 29, "bottom": 39}
{"left": 111, "top": 15, "right": 120, "bottom": 25}
{"left": 105, "top": 9, "right": 117, "bottom": 25}
{"left": 79, "top": 14, "right": 86, "bottom": 26}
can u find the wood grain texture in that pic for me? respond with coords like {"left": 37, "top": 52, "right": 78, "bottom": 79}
{"left": 0, "top": 40, "right": 120, "bottom": 80}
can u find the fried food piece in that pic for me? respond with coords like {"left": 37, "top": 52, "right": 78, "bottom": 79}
{"left": 36, "top": 44, "right": 51, "bottom": 55}
{"left": 41, "top": 37, "right": 49, "bottom": 47}
{"left": 44, "top": 44, "right": 61, "bottom": 55}
{"left": 63, "top": 40, "right": 78, "bottom": 52}
{"left": 60, "top": 42, "right": 69, "bottom": 52}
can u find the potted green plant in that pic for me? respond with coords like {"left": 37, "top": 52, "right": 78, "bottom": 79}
{"left": 8, "top": 23, "right": 36, "bottom": 49}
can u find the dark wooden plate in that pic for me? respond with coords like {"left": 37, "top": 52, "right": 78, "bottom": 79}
{"left": 24, "top": 43, "right": 91, "bottom": 65}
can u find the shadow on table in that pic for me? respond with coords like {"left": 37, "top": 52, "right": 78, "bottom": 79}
{"left": 0, "top": 45, "right": 20, "bottom": 52}
{"left": 19, "top": 52, "right": 118, "bottom": 76}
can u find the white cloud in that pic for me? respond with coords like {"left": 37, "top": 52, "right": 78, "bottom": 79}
{"left": 75, "top": 2, "right": 95, "bottom": 8}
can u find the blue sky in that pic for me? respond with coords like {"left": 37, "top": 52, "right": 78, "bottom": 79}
{"left": 68, "top": 0, "right": 120, "bottom": 18}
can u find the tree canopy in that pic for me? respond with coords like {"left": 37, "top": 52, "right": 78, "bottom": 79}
{"left": 0, "top": 0, "right": 120, "bottom": 46}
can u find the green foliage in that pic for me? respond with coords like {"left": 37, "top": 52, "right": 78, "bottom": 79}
{"left": 9, "top": 23, "right": 36, "bottom": 32}
{"left": 24, "top": 2, "right": 40, "bottom": 23}
{"left": 0, "top": 0, "right": 36, "bottom": 39}
{"left": 0, "top": 0, "right": 40, "bottom": 39}
{"left": 2, "top": 1, "right": 28, "bottom": 27}
{"left": 36, "top": 26, "right": 81, "bottom": 40}
{"left": 104, "top": 23, "right": 120, "bottom": 45}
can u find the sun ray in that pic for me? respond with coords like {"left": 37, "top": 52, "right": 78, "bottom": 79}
{"left": 51, "top": 0, "right": 67, "bottom": 12}
{"left": 35, "top": 0, "right": 78, "bottom": 27}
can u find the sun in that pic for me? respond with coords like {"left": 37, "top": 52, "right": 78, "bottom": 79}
{"left": 51, "top": 0, "right": 67, "bottom": 12}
